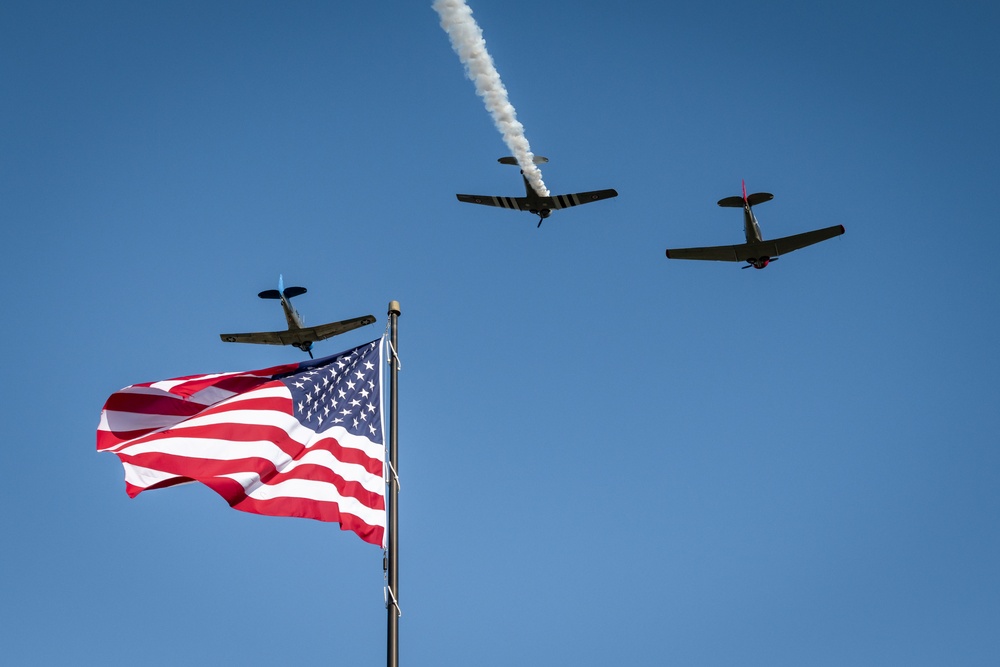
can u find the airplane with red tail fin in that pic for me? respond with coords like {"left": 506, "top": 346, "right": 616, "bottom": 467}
{"left": 665, "top": 181, "right": 845, "bottom": 269}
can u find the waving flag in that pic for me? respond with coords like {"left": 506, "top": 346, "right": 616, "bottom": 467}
{"left": 97, "top": 339, "right": 386, "bottom": 546}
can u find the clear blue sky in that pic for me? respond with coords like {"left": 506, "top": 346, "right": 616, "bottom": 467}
{"left": 3, "top": 1, "right": 999, "bottom": 665}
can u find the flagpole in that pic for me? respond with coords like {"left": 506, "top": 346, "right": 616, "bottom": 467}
{"left": 386, "top": 300, "right": 401, "bottom": 667}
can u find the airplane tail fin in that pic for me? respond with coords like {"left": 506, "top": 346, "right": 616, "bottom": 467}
{"left": 279, "top": 273, "right": 307, "bottom": 299}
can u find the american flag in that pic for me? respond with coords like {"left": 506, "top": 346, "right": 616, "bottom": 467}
{"left": 97, "top": 338, "right": 386, "bottom": 546}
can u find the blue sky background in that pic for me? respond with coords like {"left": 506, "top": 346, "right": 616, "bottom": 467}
{"left": 3, "top": 1, "right": 998, "bottom": 664}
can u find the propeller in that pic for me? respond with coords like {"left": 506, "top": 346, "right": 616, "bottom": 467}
{"left": 742, "top": 257, "right": 778, "bottom": 269}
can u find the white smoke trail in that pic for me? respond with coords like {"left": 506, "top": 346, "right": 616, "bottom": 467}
{"left": 432, "top": 0, "right": 549, "bottom": 196}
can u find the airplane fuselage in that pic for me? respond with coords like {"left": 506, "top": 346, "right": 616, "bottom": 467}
{"left": 280, "top": 295, "right": 305, "bottom": 331}
{"left": 278, "top": 296, "right": 312, "bottom": 353}
{"left": 521, "top": 175, "right": 552, "bottom": 221}
{"left": 743, "top": 204, "right": 763, "bottom": 245}
{"left": 740, "top": 204, "right": 772, "bottom": 268}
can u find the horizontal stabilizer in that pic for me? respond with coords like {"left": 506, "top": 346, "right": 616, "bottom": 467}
{"left": 498, "top": 156, "right": 549, "bottom": 166}
{"left": 258, "top": 289, "right": 282, "bottom": 299}
{"left": 718, "top": 193, "right": 773, "bottom": 208}
{"left": 283, "top": 286, "right": 307, "bottom": 299}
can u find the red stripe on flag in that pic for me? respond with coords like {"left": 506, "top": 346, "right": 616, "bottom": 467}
{"left": 232, "top": 495, "right": 385, "bottom": 546}
{"left": 103, "top": 391, "right": 208, "bottom": 417}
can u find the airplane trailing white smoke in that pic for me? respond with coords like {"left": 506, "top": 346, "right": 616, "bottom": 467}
{"left": 433, "top": 0, "right": 549, "bottom": 197}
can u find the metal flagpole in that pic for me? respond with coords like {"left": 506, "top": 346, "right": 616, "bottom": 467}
{"left": 386, "top": 300, "right": 401, "bottom": 667}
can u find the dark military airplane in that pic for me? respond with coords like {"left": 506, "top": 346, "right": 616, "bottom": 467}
{"left": 665, "top": 181, "right": 845, "bottom": 269}
{"left": 455, "top": 156, "right": 618, "bottom": 227}
{"left": 220, "top": 275, "right": 375, "bottom": 358}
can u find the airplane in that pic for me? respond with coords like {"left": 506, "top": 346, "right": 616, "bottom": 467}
{"left": 665, "top": 181, "right": 845, "bottom": 269}
{"left": 455, "top": 156, "right": 618, "bottom": 227}
{"left": 219, "top": 275, "right": 375, "bottom": 358}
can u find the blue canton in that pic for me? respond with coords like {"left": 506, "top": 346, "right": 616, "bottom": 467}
{"left": 278, "top": 339, "right": 383, "bottom": 444}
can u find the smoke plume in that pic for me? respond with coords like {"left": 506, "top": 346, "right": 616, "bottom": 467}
{"left": 433, "top": 0, "right": 549, "bottom": 196}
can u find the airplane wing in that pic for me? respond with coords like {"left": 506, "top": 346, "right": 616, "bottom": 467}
{"left": 307, "top": 314, "right": 377, "bottom": 342}
{"left": 543, "top": 189, "right": 619, "bottom": 210}
{"left": 665, "top": 244, "right": 746, "bottom": 262}
{"left": 456, "top": 194, "right": 525, "bottom": 211}
{"left": 220, "top": 314, "right": 376, "bottom": 347}
{"left": 767, "top": 224, "right": 845, "bottom": 255}
{"left": 455, "top": 189, "right": 618, "bottom": 213}
{"left": 219, "top": 330, "right": 290, "bottom": 346}
{"left": 666, "top": 224, "right": 844, "bottom": 262}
